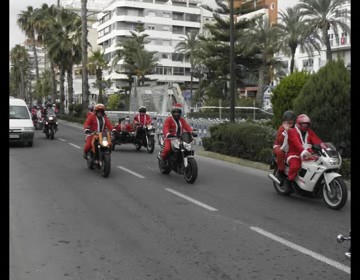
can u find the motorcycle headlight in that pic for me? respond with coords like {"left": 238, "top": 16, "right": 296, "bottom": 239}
{"left": 329, "top": 157, "right": 340, "bottom": 165}
{"left": 49, "top": 116, "right": 54, "bottom": 121}
{"left": 147, "top": 125, "right": 153, "bottom": 130}
{"left": 101, "top": 137, "right": 109, "bottom": 147}
{"left": 171, "top": 139, "right": 180, "bottom": 150}
{"left": 183, "top": 142, "right": 192, "bottom": 151}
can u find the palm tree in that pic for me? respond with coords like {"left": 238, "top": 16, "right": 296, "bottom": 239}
{"left": 88, "top": 49, "right": 109, "bottom": 104}
{"left": 10, "top": 45, "right": 30, "bottom": 100}
{"left": 17, "top": 6, "right": 40, "bottom": 81}
{"left": 33, "top": 4, "right": 59, "bottom": 103}
{"left": 81, "top": 0, "right": 90, "bottom": 111}
{"left": 46, "top": 9, "right": 82, "bottom": 114}
{"left": 175, "top": 31, "right": 199, "bottom": 100}
{"left": 245, "top": 17, "right": 285, "bottom": 105}
{"left": 276, "top": 6, "right": 321, "bottom": 74}
{"left": 296, "top": 0, "right": 350, "bottom": 61}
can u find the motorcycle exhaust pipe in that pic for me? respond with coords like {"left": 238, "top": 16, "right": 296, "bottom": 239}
{"left": 268, "top": 173, "right": 281, "bottom": 185}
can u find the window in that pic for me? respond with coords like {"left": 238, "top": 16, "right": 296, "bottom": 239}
{"left": 303, "top": 59, "right": 314, "bottom": 71}
{"left": 148, "top": 25, "right": 155, "bottom": 30}
{"left": 173, "top": 67, "right": 185, "bottom": 75}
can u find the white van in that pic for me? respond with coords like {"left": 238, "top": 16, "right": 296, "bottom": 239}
{"left": 9, "top": 98, "right": 35, "bottom": 147}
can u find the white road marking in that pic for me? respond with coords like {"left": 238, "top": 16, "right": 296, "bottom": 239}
{"left": 250, "top": 226, "right": 350, "bottom": 274}
{"left": 69, "top": 143, "right": 81, "bottom": 149}
{"left": 58, "top": 138, "right": 67, "bottom": 141}
{"left": 165, "top": 188, "right": 218, "bottom": 211}
{"left": 117, "top": 166, "right": 145, "bottom": 178}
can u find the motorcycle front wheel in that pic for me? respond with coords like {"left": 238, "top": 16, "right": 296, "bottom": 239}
{"left": 322, "top": 177, "right": 348, "bottom": 210}
{"left": 146, "top": 136, "right": 155, "bottom": 153}
{"left": 101, "top": 153, "right": 111, "bottom": 178}
{"left": 50, "top": 128, "right": 54, "bottom": 140}
{"left": 183, "top": 158, "right": 198, "bottom": 184}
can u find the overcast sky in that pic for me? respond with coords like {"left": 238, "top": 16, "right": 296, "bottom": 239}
{"left": 9, "top": 0, "right": 299, "bottom": 51}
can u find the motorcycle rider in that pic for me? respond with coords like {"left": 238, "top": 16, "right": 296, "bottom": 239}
{"left": 158, "top": 103, "right": 196, "bottom": 161}
{"left": 133, "top": 106, "right": 152, "bottom": 139}
{"left": 43, "top": 103, "right": 57, "bottom": 133}
{"left": 285, "top": 114, "right": 324, "bottom": 191}
{"left": 83, "top": 103, "right": 114, "bottom": 159}
{"left": 87, "top": 104, "right": 94, "bottom": 117}
{"left": 273, "top": 110, "right": 296, "bottom": 181}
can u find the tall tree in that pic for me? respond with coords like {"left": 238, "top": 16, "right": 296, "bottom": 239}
{"left": 175, "top": 31, "right": 199, "bottom": 104}
{"left": 81, "top": 0, "right": 90, "bottom": 110}
{"left": 276, "top": 6, "right": 321, "bottom": 74}
{"left": 33, "top": 4, "right": 60, "bottom": 103}
{"left": 88, "top": 49, "right": 109, "bottom": 104}
{"left": 17, "top": 6, "right": 40, "bottom": 81}
{"left": 296, "top": 0, "right": 350, "bottom": 61}
{"left": 10, "top": 45, "right": 30, "bottom": 100}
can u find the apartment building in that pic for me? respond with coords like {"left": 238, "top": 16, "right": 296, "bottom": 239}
{"left": 97, "top": 0, "right": 214, "bottom": 93}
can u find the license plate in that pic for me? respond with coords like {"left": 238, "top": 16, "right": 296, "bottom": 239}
{"left": 10, "top": 134, "right": 20, "bottom": 139}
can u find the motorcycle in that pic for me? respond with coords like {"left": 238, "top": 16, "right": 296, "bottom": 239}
{"left": 157, "top": 130, "right": 198, "bottom": 184}
{"left": 268, "top": 142, "right": 348, "bottom": 210}
{"left": 337, "top": 230, "right": 351, "bottom": 259}
{"left": 43, "top": 114, "right": 58, "bottom": 140}
{"left": 85, "top": 129, "right": 112, "bottom": 178}
{"left": 133, "top": 123, "right": 156, "bottom": 153}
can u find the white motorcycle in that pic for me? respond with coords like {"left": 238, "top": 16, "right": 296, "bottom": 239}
{"left": 268, "top": 142, "right": 348, "bottom": 210}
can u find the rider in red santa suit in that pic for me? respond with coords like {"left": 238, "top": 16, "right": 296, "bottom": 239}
{"left": 83, "top": 103, "right": 114, "bottom": 159}
{"left": 286, "top": 114, "right": 323, "bottom": 191}
{"left": 158, "top": 104, "right": 195, "bottom": 161}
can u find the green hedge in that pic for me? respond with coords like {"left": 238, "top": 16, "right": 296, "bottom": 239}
{"left": 202, "top": 122, "right": 350, "bottom": 180}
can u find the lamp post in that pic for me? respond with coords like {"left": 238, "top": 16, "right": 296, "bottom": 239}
{"left": 229, "top": 0, "right": 235, "bottom": 123}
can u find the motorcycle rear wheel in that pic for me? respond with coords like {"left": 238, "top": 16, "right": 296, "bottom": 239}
{"left": 183, "top": 158, "right": 198, "bottom": 184}
{"left": 322, "top": 177, "right": 348, "bottom": 210}
{"left": 101, "top": 154, "right": 111, "bottom": 178}
{"left": 272, "top": 169, "right": 292, "bottom": 195}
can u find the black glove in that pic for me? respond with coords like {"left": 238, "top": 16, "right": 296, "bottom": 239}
{"left": 85, "top": 129, "right": 91, "bottom": 135}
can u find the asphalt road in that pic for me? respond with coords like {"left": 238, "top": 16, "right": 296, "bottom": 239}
{"left": 9, "top": 120, "right": 351, "bottom": 280}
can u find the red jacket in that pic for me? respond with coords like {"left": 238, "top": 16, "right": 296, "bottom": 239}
{"left": 286, "top": 126, "right": 322, "bottom": 160}
{"left": 163, "top": 116, "right": 193, "bottom": 138}
{"left": 84, "top": 113, "right": 113, "bottom": 133}
{"left": 273, "top": 125, "right": 286, "bottom": 148}
{"left": 133, "top": 113, "right": 152, "bottom": 126}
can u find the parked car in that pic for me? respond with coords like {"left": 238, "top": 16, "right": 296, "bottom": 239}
{"left": 9, "top": 98, "right": 35, "bottom": 147}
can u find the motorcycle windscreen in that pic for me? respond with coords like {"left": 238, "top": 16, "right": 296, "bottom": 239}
{"left": 182, "top": 132, "right": 192, "bottom": 143}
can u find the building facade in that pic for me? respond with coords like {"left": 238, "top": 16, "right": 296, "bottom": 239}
{"left": 96, "top": 0, "right": 214, "bottom": 93}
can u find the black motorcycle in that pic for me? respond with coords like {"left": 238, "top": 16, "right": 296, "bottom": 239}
{"left": 337, "top": 230, "right": 351, "bottom": 259}
{"left": 43, "top": 114, "right": 58, "bottom": 140}
{"left": 86, "top": 130, "right": 112, "bottom": 178}
{"left": 134, "top": 123, "right": 156, "bottom": 153}
{"left": 157, "top": 131, "right": 198, "bottom": 184}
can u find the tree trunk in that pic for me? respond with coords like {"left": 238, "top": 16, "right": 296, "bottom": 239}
{"left": 31, "top": 37, "right": 40, "bottom": 80}
{"left": 67, "top": 66, "right": 74, "bottom": 108}
{"left": 96, "top": 68, "right": 103, "bottom": 104}
{"left": 323, "top": 28, "right": 332, "bottom": 62}
{"left": 50, "top": 61, "right": 57, "bottom": 103}
{"left": 290, "top": 47, "right": 296, "bottom": 74}
{"left": 256, "top": 65, "right": 268, "bottom": 107}
{"left": 81, "top": 0, "right": 89, "bottom": 110}
{"left": 59, "top": 68, "right": 65, "bottom": 114}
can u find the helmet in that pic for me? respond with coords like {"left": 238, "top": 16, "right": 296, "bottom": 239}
{"left": 138, "top": 106, "right": 146, "bottom": 113}
{"left": 94, "top": 103, "right": 105, "bottom": 112}
{"left": 296, "top": 114, "right": 311, "bottom": 131}
{"left": 46, "top": 102, "right": 52, "bottom": 108}
{"left": 88, "top": 104, "right": 94, "bottom": 112}
{"left": 282, "top": 110, "right": 296, "bottom": 123}
{"left": 171, "top": 103, "right": 182, "bottom": 120}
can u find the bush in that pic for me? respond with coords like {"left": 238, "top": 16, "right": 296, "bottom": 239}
{"left": 203, "top": 122, "right": 275, "bottom": 164}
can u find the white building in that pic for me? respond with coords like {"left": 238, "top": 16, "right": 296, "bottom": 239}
{"left": 96, "top": 0, "right": 214, "bottom": 93}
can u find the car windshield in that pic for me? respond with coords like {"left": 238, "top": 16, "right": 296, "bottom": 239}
{"left": 9, "top": 106, "right": 30, "bottom": 120}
